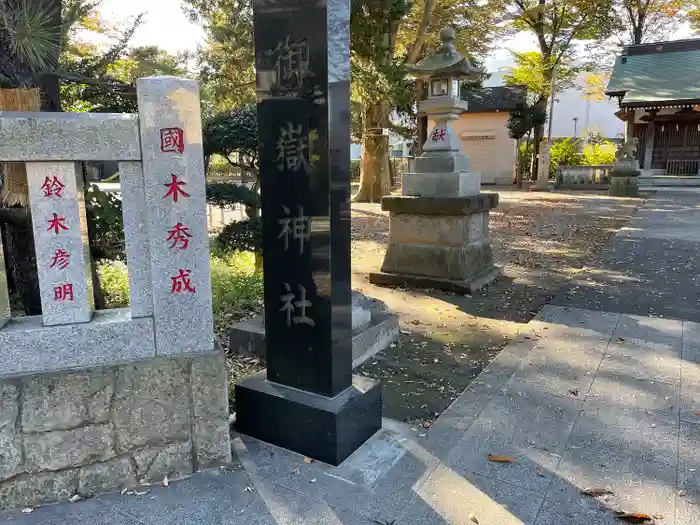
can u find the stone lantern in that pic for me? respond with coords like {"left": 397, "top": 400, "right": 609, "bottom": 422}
{"left": 369, "top": 26, "right": 501, "bottom": 294}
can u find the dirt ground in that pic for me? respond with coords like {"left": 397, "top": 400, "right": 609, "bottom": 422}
{"left": 224, "top": 188, "right": 645, "bottom": 425}
{"left": 351, "top": 188, "right": 646, "bottom": 427}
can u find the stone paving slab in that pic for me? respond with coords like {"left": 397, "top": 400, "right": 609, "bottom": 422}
{"left": 553, "top": 193, "right": 700, "bottom": 322}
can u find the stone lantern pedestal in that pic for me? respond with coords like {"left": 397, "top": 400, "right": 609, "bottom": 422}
{"left": 369, "top": 26, "right": 500, "bottom": 294}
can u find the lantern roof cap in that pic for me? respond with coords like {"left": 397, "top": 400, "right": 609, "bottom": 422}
{"left": 406, "top": 26, "right": 483, "bottom": 79}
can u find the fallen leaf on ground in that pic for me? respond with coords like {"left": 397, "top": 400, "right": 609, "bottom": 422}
{"left": 488, "top": 454, "right": 515, "bottom": 463}
{"left": 614, "top": 511, "right": 653, "bottom": 523}
{"left": 581, "top": 487, "right": 613, "bottom": 497}
{"left": 303, "top": 457, "right": 313, "bottom": 464}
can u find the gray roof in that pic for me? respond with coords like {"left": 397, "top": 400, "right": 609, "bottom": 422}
{"left": 460, "top": 85, "right": 527, "bottom": 113}
{"left": 606, "top": 38, "right": 700, "bottom": 106}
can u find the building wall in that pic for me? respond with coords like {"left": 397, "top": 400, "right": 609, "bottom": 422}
{"left": 430, "top": 112, "right": 515, "bottom": 185}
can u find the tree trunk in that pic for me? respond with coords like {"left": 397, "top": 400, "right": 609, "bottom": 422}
{"left": 352, "top": 104, "right": 391, "bottom": 203}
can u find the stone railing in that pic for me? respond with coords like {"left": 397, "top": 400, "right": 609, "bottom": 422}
{"left": 555, "top": 165, "right": 613, "bottom": 189}
{"left": 0, "top": 77, "right": 230, "bottom": 509}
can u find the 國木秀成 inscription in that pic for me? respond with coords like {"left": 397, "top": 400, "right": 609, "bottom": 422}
{"left": 160, "top": 127, "right": 185, "bottom": 154}
{"left": 163, "top": 173, "right": 190, "bottom": 203}
{"left": 167, "top": 222, "right": 192, "bottom": 250}
{"left": 170, "top": 268, "right": 196, "bottom": 294}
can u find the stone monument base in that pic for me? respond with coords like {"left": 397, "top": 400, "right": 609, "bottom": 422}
{"left": 609, "top": 168, "right": 640, "bottom": 197}
{"left": 235, "top": 372, "right": 381, "bottom": 466}
{"left": 0, "top": 352, "right": 232, "bottom": 510}
{"left": 229, "top": 293, "right": 398, "bottom": 368}
{"left": 402, "top": 171, "right": 481, "bottom": 197}
{"left": 369, "top": 194, "right": 500, "bottom": 294}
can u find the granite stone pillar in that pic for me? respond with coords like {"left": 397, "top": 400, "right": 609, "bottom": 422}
{"left": 234, "top": 0, "right": 382, "bottom": 466}
{"left": 27, "top": 162, "right": 94, "bottom": 325}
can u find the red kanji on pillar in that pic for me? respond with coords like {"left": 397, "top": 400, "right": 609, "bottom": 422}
{"left": 53, "top": 284, "right": 74, "bottom": 301}
{"left": 46, "top": 213, "right": 69, "bottom": 234}
{"left": 163, "top": 174, "right": 190, "bottom": 203}
{"left": 49, "top": 249, "right": 70, "bottom": 269}
{"left": 170, "top": 269, "right": 196, "bottom": 294}
{"left": 431, "top": 128, "right": 446, "bottom": 142}
{"left": 167, "top": 222, "right": 192, "bottom": 250}
{"left": 160, "top": 127, "right": 185, "bottom": 153}
{"left": 41, "top": 176, "right": 65, "bottom": 198}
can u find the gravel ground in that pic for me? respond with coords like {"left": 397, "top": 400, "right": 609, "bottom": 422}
{"left": 223, "top": 188, "right": 646, "bottom": 425}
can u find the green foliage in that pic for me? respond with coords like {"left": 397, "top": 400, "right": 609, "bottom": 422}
{"left": 85, "top": 184, "right": 125, "bottom": 261}
{"left": 97, "top": 260, "right": 129, "bottom": 308}
{"left": 216, "top": 218, "right": 262, "bottom": 254}
{"left": 182, "top": 0, "right": 255, "bottom": 109}
{"left": 351, "top": 159, "right": 361, "bottom": 180}
{"left": 203, "top": 105, "right": 258, "bottom": 166}
{"left": 503, "top": 51, "right": 578, "bottom": 99}
{"left": 507, "top": 104, "right": 547, "bottom": 140}
{"left": 61, "top": 43, "right": 191, "bottom": 113}
{"left": 549, "top": 138, "right": 582, "bottom": 175}
{"left": 583, "top": 142, "right": 617, "bottom": 165}
{"left": 210, "top": 250, "right": 263, "bottom": 321}
{"left": 206, "top": 182, "right": 258, "bottom": 209}
{"left": 99, "top": 250, "right": 264, "bottom": 322}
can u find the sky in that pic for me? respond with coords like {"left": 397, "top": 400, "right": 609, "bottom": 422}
{"left": 94, "top": 0, "right": 623, "bottom": 137}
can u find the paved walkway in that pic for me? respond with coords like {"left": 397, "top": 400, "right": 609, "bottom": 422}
{"left": 4, "top": 190, "right": 700, "bottom": 524}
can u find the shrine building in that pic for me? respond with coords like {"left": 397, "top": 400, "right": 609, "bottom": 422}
{"left": 607, "top": 37, "right": 700, "bottom": 177}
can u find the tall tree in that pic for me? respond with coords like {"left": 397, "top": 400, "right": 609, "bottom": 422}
{"left": 182, "top": 0, "right": 255, "bottom": 109}
{"left": 503, "top": 50, "right": 578, "bottom": 179}
{"left": 505, "top": 0, "right": 615, "bottom": 177}
{"left": 615, "top": 0, "right": 695, "bottom": 45}
{"left": 352, "top": 0, "right": 503, "bottom": 202}
{"left": 348, "top": 0, "right": 412, "bottom": 202}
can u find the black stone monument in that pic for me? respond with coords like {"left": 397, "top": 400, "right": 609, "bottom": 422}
{"left": 234, "top": 0, "right": 382, "bottom": 466}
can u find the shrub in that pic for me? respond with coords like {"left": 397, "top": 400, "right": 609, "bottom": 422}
{"left": 97, "top": 251, "right": 264, "bottom": 322}
{"left": 351, "top": 159, "right": 361, "bottom": 180}
{"left": 583, "top": 142, "right": 617, "bottom": 165}
{"left": 216, "top": 218, "right": 262, "bottom": 254}
{"left": 85, "top": 184, "right": 125, "bottom": 261}
{"left": 210, "top": 250, "right": 264, "bottom": 321}
{"left": 97, "top": 261, "right": 130, "bottom": 308}
{"left": 550, "top": 138, "right": 583, "bottom": 176}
